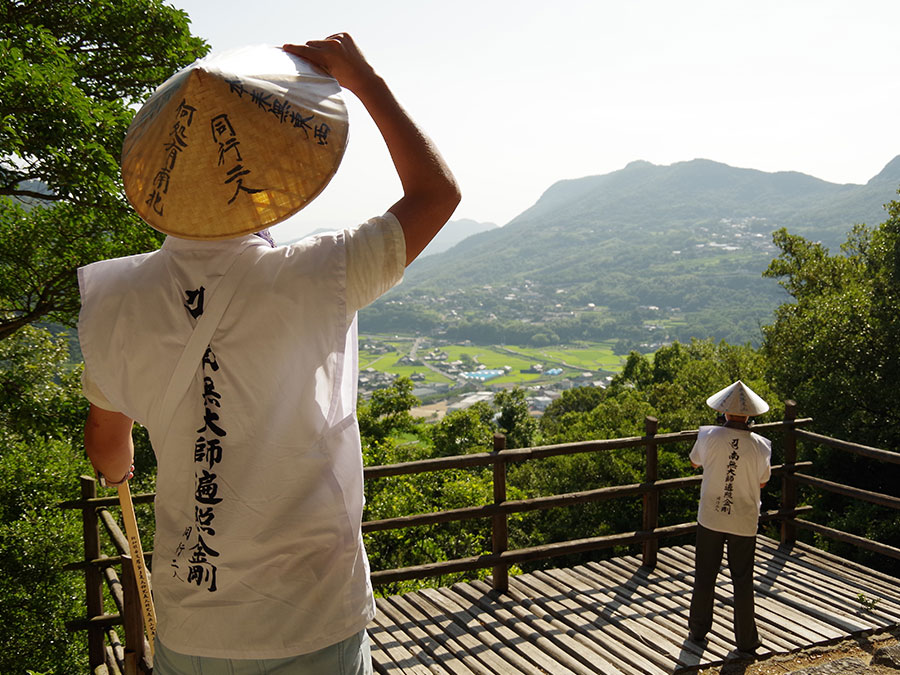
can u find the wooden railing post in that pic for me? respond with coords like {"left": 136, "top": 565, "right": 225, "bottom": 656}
{"left": 120, "top": 555, "right": 147, "bottom": 674}
{"left": 641, "top": 417, "right": 660, "bottom": 568}
{"left": 781, "top": 400, "right": 798, "bottom": 544}
{"left": 80, "top": 475, "right": 106, "bottom": 670}
{"left": 491, "top": 433, "right": 509, "bottom": 592}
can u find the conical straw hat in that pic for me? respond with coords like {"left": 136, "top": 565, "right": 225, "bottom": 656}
{"left": 705, "top": 380, "right": 770, "bottom": 416}
{"left": 121, "top": 45, "right": 348, "bottom": 240}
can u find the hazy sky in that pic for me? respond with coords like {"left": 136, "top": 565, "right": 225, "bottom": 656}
{"left": 171, "top": 0, "right": 900, "bottom": 242}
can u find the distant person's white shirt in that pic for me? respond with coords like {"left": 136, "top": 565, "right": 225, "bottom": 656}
{"left": 690, "top": 425, "right": 772, "bottom": 537}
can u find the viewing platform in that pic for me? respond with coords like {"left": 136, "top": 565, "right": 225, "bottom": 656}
{"left": 62, "top": 402, "right": 900, "bottom": 674}
{"left": 369, "top": 537, "right": 900, "bottom": 673}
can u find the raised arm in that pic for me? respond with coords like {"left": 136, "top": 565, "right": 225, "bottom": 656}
{"left": 284, "top": 34, "right": 460, "bottom": 265}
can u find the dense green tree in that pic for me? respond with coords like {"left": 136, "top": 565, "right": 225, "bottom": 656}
{"left": 0, "top": 0, "right": 208, "bottom": 339}
{"left": 493, "top": 387, "right": 538, "bottom": 449}
{"left": 430, "top": 401, "right": 494, "bottom": 457}
{"left": 607, "top": 339, "right": 778, "bottom": 433}
{"left": 540, "top": 385, "right": 607, "bottom": 438}
{"left": 763, "top": 215, "right": 900, "bottom": 446}
{"left": 358, "top": 376, "right": 420, "bottom": 448}
{"left": 0, "top": 326, "right": 92, "bottom": 673}
{"left": 762, "top": 199, "right": 900, "bottom": 572}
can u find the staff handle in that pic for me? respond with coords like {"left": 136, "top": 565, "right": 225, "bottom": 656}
{"left": 117, "top": 481, "right": 157, "bottom": 658}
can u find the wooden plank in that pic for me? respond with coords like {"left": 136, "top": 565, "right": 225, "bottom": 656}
{"left": 374, "top": 597, "right": 457, "bottom": 675}
{"left": 385, "top": 594, "right": 483, "bottom": 675}
{"left": 573, "top": 558, "right": 723, "bottom": 669}
{"left": 510, "top": 574, "right": 670, "bottom": 675}
{"left": 656, "top": 548, "right": 813, "bottom": 651}
{"left": 534, "top": 566, "right": 696, "bottom": 669}
{"left": 521, "top": 569, "right": 676, "bottom": 672}
{"left": 451, "top": 581, "right": 598, "bottom": 675}
{"left": 757, "top": 538, "right": 900, "bottom": 615}
{"left": 432, "top": 585, "right": 576, "bottom": 675}
{"left": 401, "top": 589, "right": 513, "bottom": 675}
{"left": 667, "top": 542, "right": 875, "bottom": 637}
{"left": 755, "top": 544, "right": 900, "bottom": 626}
{"left": 417, "top": 586, "right": 538, "bottom": 675}
{"left": 662, "top": 543, "right": 841, "bottom": 645}
{"left": 760, "top": 538, "right": 900, "bottom": 600}
{"left": 790, "top": 539, "right": 900, "bottom": 591}
{"left": 368, "top": 610, "right": 436, "bottom": 675}
{"left": 662, "top": 545, "right": 846, "bottom": 646}
{"left": 595, "top": 555, "right": 745, "bottom": 659}
{"left": 469, "top": 579, "right": 625, "bottom": 675}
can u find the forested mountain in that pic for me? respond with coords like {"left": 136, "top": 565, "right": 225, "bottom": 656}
{"left": 362, "top": 157, "right": 900, "bottom": 347}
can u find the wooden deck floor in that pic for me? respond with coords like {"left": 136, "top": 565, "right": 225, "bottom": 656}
{"left": 367, "top": 537, "right": 900, "bottom": 674}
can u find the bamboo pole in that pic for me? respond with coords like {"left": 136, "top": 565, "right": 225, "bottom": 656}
{"left": 117, "top": 481, "right": 156, "bottom": 659}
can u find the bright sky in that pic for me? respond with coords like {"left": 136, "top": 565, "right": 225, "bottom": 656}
{"left": 172, "top": 0, "right": 900, "bottom": 242}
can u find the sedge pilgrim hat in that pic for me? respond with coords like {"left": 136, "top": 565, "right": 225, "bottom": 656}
{"left": 121, "top": 45, "right": 348, "bottom": 240}
{"left": 705, "top": 380, "right": 769, "bottom": 417}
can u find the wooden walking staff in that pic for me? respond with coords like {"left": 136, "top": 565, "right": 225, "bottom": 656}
{"left": 117, "top": 480, "right": 157, "bottom": 658}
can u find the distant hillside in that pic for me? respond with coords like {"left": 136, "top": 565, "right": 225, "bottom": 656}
{"left": 418, "top": 219, "right": 498, "bottom": 257}
{"left": 363, "top": 156, "right": 900, "bottom": 347}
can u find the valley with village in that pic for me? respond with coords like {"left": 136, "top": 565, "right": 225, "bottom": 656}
{"left": 358, "top": 335, "right": 626, "bottom": 421}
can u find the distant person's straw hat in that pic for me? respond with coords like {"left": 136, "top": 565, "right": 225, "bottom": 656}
{"left": 706, "top": 380, "right": 770, "bottom": 416}
{"left": 121, "top": 45, "right": 348, "bottom": 240}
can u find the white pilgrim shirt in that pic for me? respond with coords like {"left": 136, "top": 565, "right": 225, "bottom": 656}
{"left": 690, "top": 425, "right": 772, "bottom": 537}
{"left": 78, "top": 214, "right": 405, "bottom": 658}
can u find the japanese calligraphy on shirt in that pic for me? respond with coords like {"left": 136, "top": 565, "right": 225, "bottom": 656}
{"left": 716, "top": 438, "right": 741, "bottom": 516}
{"left": 171, "top": 286, "right": 224, "bottom": 593}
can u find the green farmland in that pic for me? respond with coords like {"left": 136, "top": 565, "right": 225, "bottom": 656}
{"left": 359, "top": 336, "right": 630, "bottom": 389}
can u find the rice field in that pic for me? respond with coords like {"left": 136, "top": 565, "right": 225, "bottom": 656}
{"left": 359, "top": 336, "right": 629, "bottom": 388}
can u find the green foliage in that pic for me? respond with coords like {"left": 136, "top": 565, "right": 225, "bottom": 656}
{"left": 0, "top": 325, "right": 87, "bottom": 444}
{"left": 0, "top": 326, "right": 93, "bottom": 674}
{"left": 763, "top": 215, "right": 900, "bottom": 445}
{"left": 540, "top": 386, "right": 607, "bottom": 438}
{"left": 607, "top": 338, "right": 779, "bottom": 433}
{"left": 0, "top": 5, "right": 206, "bottom": 669}
{"left": 364, "top": 467, "right": 497, "bottom": 595}
{"left": 430, "top": 402, "right": 494, "bottom": 457}
{"left": 0, "top": 0, "right": 208, "bottom": 340}
{"left": 358, "top": 377, "right": 420, "bottom": 447}
{"left": 493, "top": 387, "right": 537, "bottom": 449}
{"left": 762, "top": 201, "right": 900, "bottom": 573}
{"left": 0, "top": 436, "right": 91, "bottom": 675}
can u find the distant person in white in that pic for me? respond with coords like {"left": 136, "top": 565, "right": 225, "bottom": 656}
{"left": 688, "top": 381, "right": 772, "bottom": 656}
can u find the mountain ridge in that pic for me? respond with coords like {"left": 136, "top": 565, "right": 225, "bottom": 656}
{"left": 363, "top": 156, "right": 900, "bottom": 347}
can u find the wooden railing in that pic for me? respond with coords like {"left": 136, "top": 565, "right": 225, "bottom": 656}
{"left": 70, "top": 401, "right": 900, "bottom": 674}
{"left": 60, "top": 478, "right": 155, "bottom": 674}
{"left": 783, "top": 424, "right": 900, "bottom": 561}
{"left": 361, "top": 411, "right": 813, "bottom": 586}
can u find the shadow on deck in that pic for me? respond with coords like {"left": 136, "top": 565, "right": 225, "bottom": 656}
{"left": 368, "top": 537, "right": 900, "bottom": 675}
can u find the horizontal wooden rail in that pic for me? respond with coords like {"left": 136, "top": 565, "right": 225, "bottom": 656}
{"left": 794, "top": 473, "right": 900, "bottom": 511}
{"left": 794, "top": 429, "right": 900, "bottom": 465}
{"left": 59, "top": 492, "right": 156, "bottom": 510}
{"left": 364, "top": 462, "right": 809, "bottom": 533}
{"left": 370, "top": 506, "right": 812, "bottom": 585}
{"left": 365, "top": 419, "right": 813, "bottom": 480}
{"left": 794, "top": 518, "right": 900, "bottom": 562}
{"left": 65, "top": 613, "right": 124, "bottom": 632}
